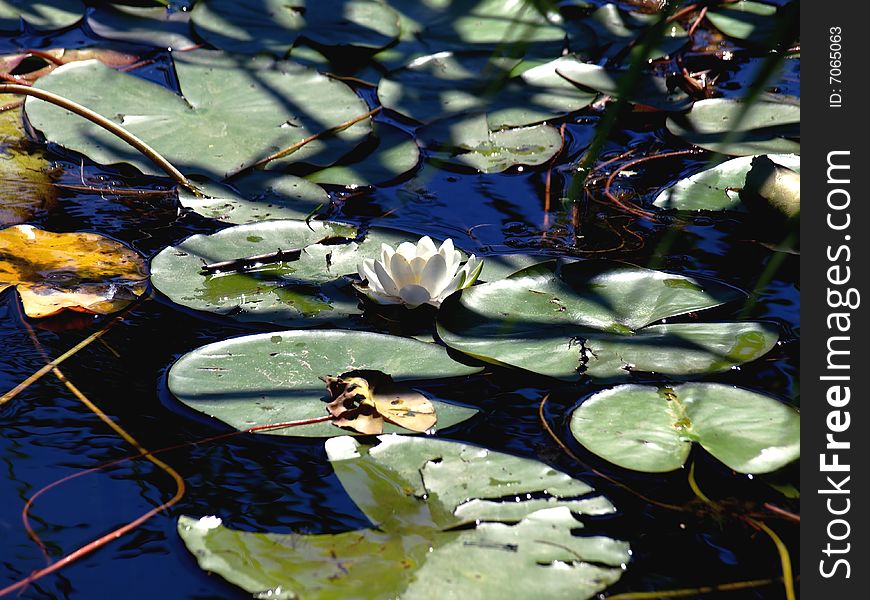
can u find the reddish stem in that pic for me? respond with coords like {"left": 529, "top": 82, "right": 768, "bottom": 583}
{"left": 23, "top": 49, "right": 65, "bottom": 66}
{"left": 602, "top": 149, "right": 701, "bottom": 219}
{"left": 3, "top": 415, "right": 334, "bottom": 597}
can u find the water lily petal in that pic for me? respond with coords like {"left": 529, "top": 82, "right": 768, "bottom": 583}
{"left": 373, "top": 259, "right": 400, "bottom": 296}
{"left": 390, "top": 252, "right": 415, "bottom": 289}
{"left": 362, "top": 287, "right": 404, "bottom": 305}
{"left": 459, "top": 255, "right": 483, "bottom": 289}
{"left": 380, "top": 243, "right": 395, "bottom": 266}
{"left": 409, "top": 256, "right": 428, "bottom": 281}
{"left": 438, "top": 238, "right": 460, "bottom": 273}
{"left": 450, "top": 250, "right": 463, "bottom": 274}
{"left": 396, "top": 241, "right": 417, "bottom": 261}
{"left": 444, "top": 271, "right": 466, "bottom": 298}
{"left": 416, "top": 236, "right": 437, "bottom": 258}
{"left": 398, "top": 284, "right": 431, "bottom": 308}
{"left": 420, "top": 252, "right": 450, "bottom": 297}
{"left": 358, "top": 259, "right": 384, "bottom": 293}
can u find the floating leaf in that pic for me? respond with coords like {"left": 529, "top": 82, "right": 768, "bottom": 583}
{"left": 0, "top": 224, "right": 147, "bottom": 318}
{"left": 741, "top": 155, "right": 800, "bottom": 220}
{"left": 437, "top": 260, "right": 777, "bottom": 381}
{"left": 570, "top": 383, "right": 800, "bottom": 473}
{"left": 0, "top": 108, "right": 58, "bottom": 226}
{"left": 378, "top": 52, "right": 597, "bottom": 128}
{"left": 26, "top": 51, "right": 372, "bottom": 179}
{"left": 0, "top": 0, "right": 83, "bottom": 31}
{"left": 554, "top": 58, "right": 691, "bottom": 111}
{"left": 87, "top": 4, "right": 196, "bottom": 50}
{"left": 653, "top": 154, "right": 800, "bottom": 211}
{"left": 395, "top": 0, "right": 574, "bottom": 52}
{"left": 478, "top": 253, "right": 556, "bottom": 282}
{"left": 705, "top": 1, "right": 779, "bottom": 42}
{"left": 304, "top": 123, "right": 420, "bottom": 187}
{"left": 179, "top": 172, "right": 329, "bottom": 224}
{"left": 322, "top": 371, "right": 437, "bottom": 434}
{"left": 666, "top": 98, "right": 800, "bottom": 156}
{"left": 179, "top": 435, "right": 629, "bottom": 598}
{"left": 168, "top": 332, "right": 480, "bottom": 437}
{"left": 190, "top": 0, "right": 400, "bottom": 55}
{"left": 150, "top": 220, "right": 430, "bottom": 327}
{"left": 421, "top": 114, "right": 563, "bottom": 173}
{"left": 586, "top": 4, "right": 688, "bottom": 62}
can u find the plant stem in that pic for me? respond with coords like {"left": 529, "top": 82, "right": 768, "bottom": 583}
{"left": 200, "top": 248, "right": 303, "bottom": 275}
{"left": 0, "top": 300, "right": 142, "bottom": 407}
{"left": 0, "top": 83, "right": 197, "bottom": 194}
{"left": 604, "top": 577, "right": 777, "bottom": 599}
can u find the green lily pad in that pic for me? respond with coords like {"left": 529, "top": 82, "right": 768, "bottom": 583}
{"left": 0, "top": 0, "right": 83, "bottom": 31}
{"left": 179, "top": 172, "right": 329, "bottom": 224}
{"left": 570, "top": 383, "right": 800, "bottom": 473}
{"left": 666, "top": 98, "right": 800, "bottom": 156}
{"left": 378, "top": 52, "right": 597, "bottom": 128}
{"left": 190, "top": 0, "right": 400, "bottom": 55}
{"left": 706, "top": 1, "right": 779, "bottom": 41}
{"left": 365, "top": 0, "right": 594, "bottom": 77}
{"left": 26, "top": 51, "right": 372, "bottom": 179}
{"left": 586, "top": 4, "right": 688, "bottom": 62}
{"left": 304, "top": 122, "right": 421, "bottom": 187}
{"left": 653, "top": 154, "right": 800, "bottom": 211}
{"left": 179, "top": 435, "right": 629, "bottom": 597}
{"left": 150, "top": 220, "right": 419, "bottom": 327}
{"left": 168, "top": 332, "right": 481, "bottom": 437}
{"left": 478, "top": 254, "right": 556, "bottom": 282}
{"left": 422, "top": 114, "right": 564, "bottom": 173}
{"left": 0, "top": 108, "right": 57, "bottom": 226}
{"left": 408, "top": 0, "right": 573, "bottom": 51}
{"left": 437, "top": 260, "right": 778, "bottom": 381}
{"left": 86, "top": 4, "right": 196, "bottom": 50}
{"left": 553, "top": 58, "right": 691, "bottom": 111}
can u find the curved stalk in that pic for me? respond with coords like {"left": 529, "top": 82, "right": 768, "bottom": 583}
{"left": 0, "top": 83, "right": 197, "bottom": 194}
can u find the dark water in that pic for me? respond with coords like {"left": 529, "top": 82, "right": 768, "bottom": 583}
{"left": 1, "top": 10, "right": 798, "bottom": 600}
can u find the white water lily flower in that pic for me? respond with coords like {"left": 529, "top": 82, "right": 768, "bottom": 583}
{"left": 357, "top": 236, "right": 483, "bottom": 308}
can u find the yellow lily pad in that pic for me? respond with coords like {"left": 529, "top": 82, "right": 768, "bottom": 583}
{"left": 0, "top": 108, "right": 58, "bottom": 226}
{"left": 0, "top": 224, "right": 148, "bottom": 318}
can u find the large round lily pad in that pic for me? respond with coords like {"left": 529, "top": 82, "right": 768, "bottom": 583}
{"left": 399, "top": 0, "right": 573, "bottom": 51}
{"left": 26, "top": 51, "right": 372, "bottom": 179}
{"left": 653, "top": 154, "right": 800, "bottom": 211}
{"left": 378, "top": 52, "right": 597, "bottom": 128}
{"left": 0, "top": 0, "right": 83, "bottom": 31}
{"left": 87, "top": 4, "right": 197, "bottom": 50}
{"left": 421, "top": 114, "right": 564, "bottom": 173}
{"left": 150, "top": 220, "right": 423, "bottom": 327}
{"left": 179, "top": 435, "right": 629, "bottom": 598}
{"left": 304, "top": 122, "right": 421, "bottom": 187}
{"left": 190, "top": 0, "right": 400, "bottom": 55}
{"left": 706, "top": 1, "right": 779, "bottom": 42}
{"left": 667, "top": 98, "right": 800, "bottom": 156}
{"left": 570, "top": 383, "right": 800, "bottom": 473}
{"left": 179, "top": 172, "right": 329, "bottom": 224}
{"left": 168, "top": 332, "right": 481, "bottom": 437}
{"left": 585, "top": 4, "right": 688, "bottom": 62}
{"left": 0, "top": 224, "right": 148, "bottom": 318}
{"left": 437, "top": 260, "right": 778, "bottom": 381}
{"left": 553, "top": 58, "right": 691, "bottom": 111}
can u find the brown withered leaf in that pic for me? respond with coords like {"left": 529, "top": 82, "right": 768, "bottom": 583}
{"left": 320, "top": 371, "right": 437, "bottom": 435}
{"left": 0, "top": 224, "right": 148, "bottom": 318}
{"left": 372, "top": 388, "right": 436, "bottom": 433}
{"left": 321, "top": 374, "right": 385, "bottom": 435}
